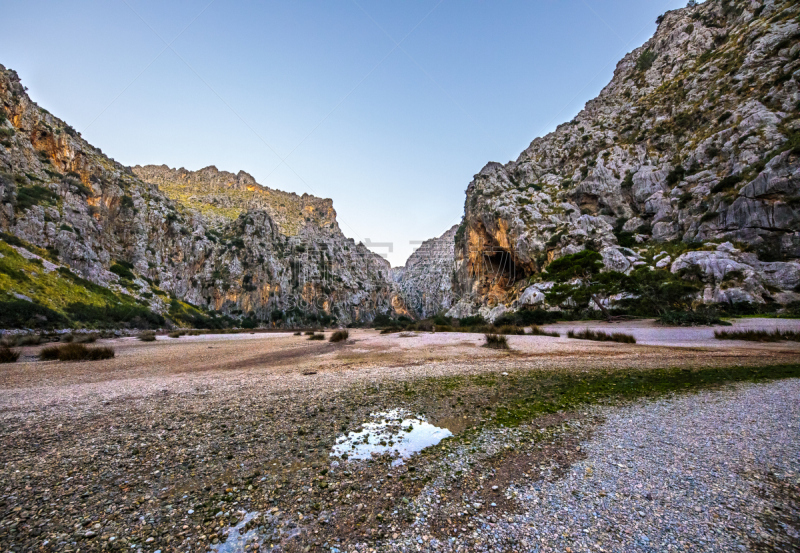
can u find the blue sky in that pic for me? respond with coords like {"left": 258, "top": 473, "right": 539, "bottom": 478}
{"left": 3, "top": 0, "right": 690, "bottom": 266}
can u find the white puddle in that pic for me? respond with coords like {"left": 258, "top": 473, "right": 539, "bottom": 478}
{"left": 210, "top": 511, "right": 260, "bottom": 553}
{"left": 330, "top": 409, "right": 452, "bottom": 466}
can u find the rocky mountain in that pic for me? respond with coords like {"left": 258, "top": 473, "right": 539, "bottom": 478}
{"left": 390, "top": 225, "right": 458, "bottom": 318}
{"left": 0, "top": 65, "right": 394, "bottom": 328}
{"left": 448, "top": 0, "right": 800, "bottom": 319}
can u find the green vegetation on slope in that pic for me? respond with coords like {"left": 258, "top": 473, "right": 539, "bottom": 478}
{"left": 0, "top": 238, "right": 164, "bottom": 329}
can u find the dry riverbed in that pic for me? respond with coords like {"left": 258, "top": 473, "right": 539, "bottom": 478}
{"left": 1, "top": 321, "right": 799, "bottom": 552}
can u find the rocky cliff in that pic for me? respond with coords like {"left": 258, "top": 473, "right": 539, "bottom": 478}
{"left": 449, "top": 0, "right": 800, "bottom": 318}
{"left": 0, "top": 65, "right": 394, "bottom": 328}
{"left": 390, "top": 225, "right": 458, "bottom": 318}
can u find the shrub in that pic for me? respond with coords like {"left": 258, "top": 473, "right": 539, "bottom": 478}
{"left": 139, "top": 331, "right": 157, "bottom": 342}
{"left": 497, "top": 325, "right": 525, "bottom": 335}
{"left": 41, "top": 343, "right": 115, "bottom": 361}
{"left": 458, "top": 315, "right": 485, "bottom": 327}
{"left": 636, "top": 49, "right": 657, "bottom": 72}
{"left": 530, "top": 326, "right": 559, "bottom": 338}
{"left": 329, "top": 329, "right": 349, "bottom": 343}
{"left": 293, "top": 331, "right": 302, "bottom": 336}
{"left": 710, "top": 174, "right": 743, "bottom": 194}
{"left": 39, "top": 346, "right": 61, "bottom": 361}
{"left": 110, "top": 262, "right": 136, "bottom": 281}
{"left": 666, "top": 165, "right": 686, "bottom": 186}
{"left": 0, "top": 346, "right": 20, "bottom": 363}
{"left": 168, "top": 331, "right": 185, "bottom": 338}
{"left": 15, "top": 184, "right": 58, "bottom": 211}
{"left": 308, "top": 333, "right": 325, "bottom": 341}
{"left": 16, "top": 334, "right": 42, "bottom": 346}
{"left": 658, "top": 310, "right": 727, "bottom": 326}
{"left": 304, "top": 331, "right": 317, "bottom": 335}
{"left": 567, "top": 329, "right": 636, "bottom": 343}
{"left": 0, "top": 301, "right": 67, "bottom": 329}
{"left": 484, "top": 334, "right": 509, "bottom": 349}
{"left": 60, "top": 333, "right": 74, "bottom": 343}
{"left": 66, "top": 302, "right": 165, "bottom": 329}
{"left": 715, "top": 329, "right": 800, "bottom": 342}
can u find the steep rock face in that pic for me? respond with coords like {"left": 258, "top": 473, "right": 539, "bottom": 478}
{"left": 452, "top": 0, "right": 800, "bottom": 313}
{"left": 0, "top": 65, "right": 394, "bottom": 326}
{"left": 391, "top": 225, "right": 458, "bottom": 318}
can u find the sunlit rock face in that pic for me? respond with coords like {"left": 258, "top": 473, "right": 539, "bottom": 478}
{"left": 448, "top": 0, "right": 800, "bottom": 313}
{"left": 0, "top": 66, "right": 395, "bottom": 326}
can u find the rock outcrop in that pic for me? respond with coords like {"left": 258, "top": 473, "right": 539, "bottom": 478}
{"left": 391, "top": 225, "right": 458, "bottom": 318}
{"left": 450, "top": 0, "right": 800, "bottom": 315}
{"left": 0, "top": 65, "right": 394, "bottom": 326}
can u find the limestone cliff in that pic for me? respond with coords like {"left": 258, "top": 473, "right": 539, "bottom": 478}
{"left": 391, "top": 225, "right": 458, "bottom": 318}
{"left": 450, "top": 0, "right": 800, "bottom": 317}
{"left": 0, "top": 65, "right": 394, "bottom": 327}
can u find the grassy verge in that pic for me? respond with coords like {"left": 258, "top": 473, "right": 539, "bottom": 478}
{"left": 390, "top": 363, "right": 800, "bottom": 432}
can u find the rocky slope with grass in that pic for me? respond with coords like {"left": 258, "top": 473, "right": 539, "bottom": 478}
{"left": 449, "top": 0, "right": 800, "bottom": 319}
{"left": 0, "top": 65, "right": 394, "bottom": 328}
{"left": 390, "top": 224, "right": 458, "bottom": 318}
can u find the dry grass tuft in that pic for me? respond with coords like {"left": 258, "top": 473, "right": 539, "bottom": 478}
{"left": 139, "top": 331, "right": 157, "bottom": 342}
{"left": 497, "top": 325, "right": 525, "bottom": 335}
{"left": 530, "top": 325, "right": 560, "bottom": 338}
{"left": 329, "top": 329, "right": 349, "bottom": 343}
{"left": 40, "top": 343, "right": 115, "bottom": 362}
{"left": 308, "top": 333, "right": 325, "bottom": 341}
{"left": 0, "top": 346, "right": 20, "bottom": 363}
{"left": 567, "top": 328, "right": 636, "bottom": 344}
{"left": 714, "top": 329, "right": 800, "bottom": 342}
{"left": 484, "top": 333, "right": 509, "bottom": 350}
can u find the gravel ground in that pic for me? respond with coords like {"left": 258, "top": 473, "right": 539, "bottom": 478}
{"left": 389, "top": 380, "right": 800, "bottom": 552}
{"left": 1, "top": 328, "right": 798, "bottom": 553}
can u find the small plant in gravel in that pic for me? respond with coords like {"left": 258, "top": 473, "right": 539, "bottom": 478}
{"left": 715, "top": 329, "right": 800, "bottom": 342}
{"left": 139, "top": 331, "right": 157, "bottom": 342}
{"left": 168, "top": 330, "right": 186, "bottom": 338}
{"left": 484, "top": 334, "right": 509, "bottom": 349}
{"left": 567, "top": 329, "right": 636, "bottom": 344}
{"left": 529, "top": 326, "right": 559, "bottom": 338}
{"left": 308, "top": 333, "right": 325, "bottom": 341}
{"left": 304, "top": 330, "right": 317, "bottom": 336}
{"left": 329, "top": 329, "right": 349, "bottom": 343}
{"left": 0, "top": 346, "right": 20, "bottom": 363}
{"left": 293, "top": 331, "right": 302, "bottom": 336}
{"left": 40, "top": 343, "right": 115, "bottom": 361}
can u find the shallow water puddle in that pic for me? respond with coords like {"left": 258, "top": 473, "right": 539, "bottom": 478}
{"left": 331, "top": 409, "right": 452, "bottom": 466}
{"left": 210, "top": 511, "right": 260, "bottom": 553}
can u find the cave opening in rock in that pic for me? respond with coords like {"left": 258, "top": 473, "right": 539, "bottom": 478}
{"left": 475, "top": 248, "right": 524, "bottom": 292}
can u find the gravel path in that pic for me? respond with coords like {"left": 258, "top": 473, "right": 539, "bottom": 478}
{"left": 429, "top": 379, "right": 800, "bottom": 552}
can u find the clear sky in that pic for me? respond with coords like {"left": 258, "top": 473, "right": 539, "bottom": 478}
{"left": 2, "top": 0, "right": 690, "bottom": 266}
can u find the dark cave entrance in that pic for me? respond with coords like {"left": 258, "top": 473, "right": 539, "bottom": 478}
{"left": 476, "top": 248, "right": 524, "bottom": 291}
